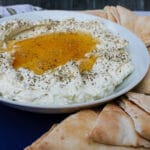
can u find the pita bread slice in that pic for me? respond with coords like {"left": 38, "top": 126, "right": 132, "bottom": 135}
{"left": 126, "top": 92, "right": 150, "bottom": 114}
{"left": 104, "top": 6, "right": 116, "bottom": 22}
{"left": 90, "top": 103, "right": 150, "bottom": 148}
{"left": 110, "top": 6, "right": 121, "bottom": 24}
{"left": 134, "top": 16, "right": 150, "bottom": 46}
{"left": 134, "top": 67, "right": 150, "bottom": 95}
{"left": 25, "top": 110, "right": 147, "bottom": 150}
{"left": 119, "top": 99, "right": 150, "bottom": 140}
{"left": 25, "top": 110, "right": 97, "bottom": 150}
{"left": 116, "top": 5, "right": 137, "bottom": 31}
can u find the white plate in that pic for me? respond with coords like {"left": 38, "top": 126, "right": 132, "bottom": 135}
{"left": 0, "top": 10, "right": 149, "bottom": 113}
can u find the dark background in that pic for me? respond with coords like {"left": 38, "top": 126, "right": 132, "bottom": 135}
{"left": 0, "top": 104, "right": 69, "bottom": 150}
{"left": 0, "top": 0, "right": 150, "bottom": 10}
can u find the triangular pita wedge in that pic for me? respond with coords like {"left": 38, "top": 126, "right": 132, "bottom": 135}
{"left": 110, "top": 6, "right": 120, "bottom": 24}
{"left": 119, "top": 99, "right": 150, "bottom": 140}
{"left": 127, "top": 92, "right": 150, "bottom": 114}
{"left": 134, "top": 16, "right": 150, "bottom": 46}
{"left": 116, "top": 5, "right": 137, "bottom": 31}
{"left": 90, "top": 103, "right": 150, "bottom": 148}
{"left": 25, "top": 110, "right": 147, "bottom": 150}
{"left": 104, "top": 6, "right": 116, "bottom": 22}
{"left": 134, "top": 67, "right": 150, "bottom": 95}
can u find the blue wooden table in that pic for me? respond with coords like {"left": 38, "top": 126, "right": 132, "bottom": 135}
{"left": 0, "top": 104, "right": 68, "bottom": 150}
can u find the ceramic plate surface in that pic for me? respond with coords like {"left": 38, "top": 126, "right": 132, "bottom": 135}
{"left": 0, "top": 10, "right": 149, "bottom": 113}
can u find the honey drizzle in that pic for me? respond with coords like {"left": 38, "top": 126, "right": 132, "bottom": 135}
{"left": 7, "top": 32, "right": 98, "bottom": 74}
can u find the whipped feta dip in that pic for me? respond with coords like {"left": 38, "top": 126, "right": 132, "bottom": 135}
{"left": 0, "top": 19, "right": 134, "bottom": 105}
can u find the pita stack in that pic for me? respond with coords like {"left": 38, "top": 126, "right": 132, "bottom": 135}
{"left": 25, "top": 92, "right": 150, "bottom": 149}
{"left": 25, "top": 6, "right": 150, "bottom": 150}
{"left": 25, "top": 108, "right": 149, "bottom": 150}
{"left": 25, "top": 101, "right": 150, "bottom": 150}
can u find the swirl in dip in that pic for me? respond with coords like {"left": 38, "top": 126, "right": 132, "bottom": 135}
{"left": 0, "top": 19, "right": 134, "bottom": 105}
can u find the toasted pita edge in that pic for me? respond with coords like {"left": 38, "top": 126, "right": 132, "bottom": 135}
{"left": 89, "top": 103, "right": 150, "bottom": 148}
{"left": 24, "top": 123, "right": 58, "bottom": 150}
{"left": 118, "top": 98, "right": 150, "bottom": 140}
{"left": 116, "top": 5, "right": 137, "bottom": 31}
{"left": 126, "top": 92, "right": 150, "bottom": 114}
